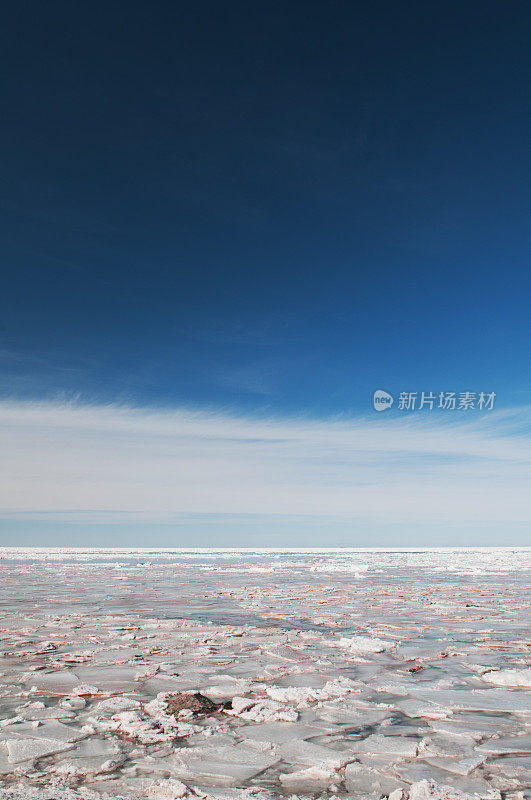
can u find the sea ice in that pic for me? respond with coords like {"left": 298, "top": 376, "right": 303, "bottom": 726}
{"left": 336, "top": 636, "right": 395, "bottom": 653}
{"left": 88, "top": 696, "right": 142, "bottom": 718}
{"left": 25, "top": 671, "right": 82, "bottom": 695}
{"left": 0, "top": 719, "right": 87, "bottom": 744}
{"left": 315, "top": 699, "right": 390, "bottom": 725}
{"left": 59, "top": 697, "right": 86, "bottom": 711}
{"left": 428, "top": 714, "right": 521, "bottom": 739}
{"left": 146, "top": 777, "right": 189, "bottom": 798}
{"left": 481, "top": 669, "right": 531, "bottom": 688}
{"left": 419, "top": 733, "right": 476, "bottom": 758}
{"left": 485, "top": 754, "right": 531, "bottom": 784}
{"left": 476, "top": 734, "right": 531, "bottom": 754}
{"left": 15, "top": 702, "right": 75, "bottom": 721}
{"left": 6, "top": 737, "right": 74, "bottom": 764}
{"left": 277, "top": 738, "right": 349, "bottom": 768}
{"left": 396, "top": 763, "right": 501, "bottom": 798}
{"left": 353, "top": 733, "right": 420, "bottom": 757}
{"left": 407, "top": 688, "right": 531, "bottom": 714}
{"left": 170, "top": 744, "right": 278, "bottom": 787}
{"left": 279, "top": 765, "right": 337, "bottom": 791}
{"left": 95, "top": 710, "right": 177, "bottom": 744}
{"left": 398, "top": 699, "right": 452, "bottom": 719}
{"left": 0, "top": 746, "right": 16, "bottom": 776}
{"left": 421, "top": 755, "right": 486, "bottom": 776}
{"left": 225, "top": 697, "right": 297, "bottom": 722}
{"left": 389, "top": 790, "right": 405, "bottom": 800}
{"left": 53, "top": 754, "right": 125, "bottom": 778}
{"left": 343, "top": 762, "right": 407, "bottom": 795}
{"left": 1, "top": 547, "right": 529, "bottom": 798}
{"left": 264, "top": 676, "right": 359, "bottom": 705}
{"left": 408, "top": 778, "right": 490, "bottom": 800}
{"left": 236, "top": 721, "right": 328, "bottom": 742}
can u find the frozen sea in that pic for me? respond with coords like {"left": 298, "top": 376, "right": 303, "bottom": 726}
{"left": 0, "top": 548, "right": 529, "bottom": 800}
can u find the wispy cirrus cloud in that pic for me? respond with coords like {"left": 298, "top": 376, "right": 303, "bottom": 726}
{"left": 0, "top": 400, "right": 529, "bottom": 529}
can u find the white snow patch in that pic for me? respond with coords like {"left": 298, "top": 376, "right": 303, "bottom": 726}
{"left": 481, "top": 668, "right": 531, "bottom": 688}
{"left": 336, "top": 636, "right": 395, "bottom": 653}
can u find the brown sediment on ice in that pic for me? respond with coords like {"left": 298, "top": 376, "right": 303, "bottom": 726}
{"left": 164, "top": 692, "right": 220, "bottom": 717}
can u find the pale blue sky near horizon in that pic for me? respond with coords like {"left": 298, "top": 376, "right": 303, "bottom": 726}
{"left": 1, "top": 2, "right": 530, "bottom": 546}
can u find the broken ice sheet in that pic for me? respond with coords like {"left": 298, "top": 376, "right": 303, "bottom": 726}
{"left": 406, "top": 687, "right": 531, "bottom": 714}
{"left": 170, "top": 743, "right": 278, "bottom": 787}
{"left": 6, "top": 737, "right": 74, "bottom": 764}
{"left": 23, "top": 671, "right": 82, "bottom": 695}
{"left": 485, "top": 754, "right": 531, "bottom": 786}
{"left": 0, "top": 547, "right": 530, "bottom": 798}
{"left": 14, "top": 701, "right": 75, "bottom": 721}
{"left": 419, "top": 733, "right": 476, "bottom": 758}
{"left": 279, "top": 765, "right": 338, "bottom": 792}
{"left": 398, "top": 699, "right": 453, "bottom": 719}
{"left": 335, "top": 635, "right": 396, "bottom": 653}
{"left": 481, "top": 668, "right": 531, "bottom": 688}
{"left": 427, "top": 714, "right": 522, "bottom": 739}
{"left": 225, "top": 697, "right": 297, "bottom": 722}
{"left": 344, "top": 761, "right": 407, "bottom": 796}
{"left": 407, "top": 778, "right": 496, "bottom": 800}
{"left": 352, "top": 732, "right": 421, "bottom": 757}
{"left": 235, "top": 720, "right": 332, "bottom": 742}
{"left": 395, "top": 761, "right": 502, "bottom": 798}
{"left": 0, "top": 745, "right": 17, "bottom": 776}
{"left": 0, "top": 720, "right": 88, "bottom": 745}
{"left": 203, "top": 678, "right": 253, "bottom": 702}
{"left": 476, "top": 734, "right": 531, "bottom": 754}
{"left": 421, "top": 755, "right": 486, "bottom": 776}
{"left": 315, "top": 698, "right": 390, "bottom": 724}
{"left": 87, "top": 696, "right": 142, "bottom": 718}
{"left": 146, "top": 777, "right": 189, "bottom": 798}
{"left": 277, "top": 738, "right": 349, "bottom": 768}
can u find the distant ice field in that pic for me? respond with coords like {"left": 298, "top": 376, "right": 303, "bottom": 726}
{"left": 1, "top": 547, "right": 530, "bottom": 575}
{"left": 1, "top": 547, "right": 529, "bottom": 626}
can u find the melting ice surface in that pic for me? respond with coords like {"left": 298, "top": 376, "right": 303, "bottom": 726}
{"left": 0, "top": 548, "right": 529, "bottom": 800}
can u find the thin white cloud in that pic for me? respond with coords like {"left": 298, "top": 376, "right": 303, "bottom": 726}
{"left": 0, "top": 400, "right": 529, "bottom": 525}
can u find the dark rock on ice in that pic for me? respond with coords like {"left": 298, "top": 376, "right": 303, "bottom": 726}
{"left": 165, "top": 692, "right": 220, "bottom": 717}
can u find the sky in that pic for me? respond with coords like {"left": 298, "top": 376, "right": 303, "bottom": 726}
{"left": 1, "top": 1, "right": 530, "bottom": 546}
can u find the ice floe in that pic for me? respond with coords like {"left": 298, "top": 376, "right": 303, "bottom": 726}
{"left": 481, "top": 668, "right": 531, "bottom": 688}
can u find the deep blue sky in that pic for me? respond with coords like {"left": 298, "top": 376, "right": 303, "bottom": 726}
{"left": 2, "top": 0, "right": 530, "bottom": 414}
